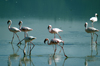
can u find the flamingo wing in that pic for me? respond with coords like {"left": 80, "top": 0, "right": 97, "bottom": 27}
{"left": 9, "top": 27, "right": 21, "bottom": 32}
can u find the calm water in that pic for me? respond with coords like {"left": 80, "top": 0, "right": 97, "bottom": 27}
{"left": 0, "top": 18, "right": 100, "bottom": 66}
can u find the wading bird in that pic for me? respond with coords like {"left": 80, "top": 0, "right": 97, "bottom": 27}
{"left": 44, "top": 38, "right": 67, "bottom": 57}
{"left": 84, "top": 22, "right": 99, "bottom": 44}
{"left": 18, "top": 21, "right": 33, "bottom": 37}
{"left": 48, "top": 25, "right": 63, "bottom": 40}
{"left": 7, "top": 20, "right": 21, "bottom": 44}
{"left": 90, "top": 13, "right": 98, "bottom": 27}
{"left": 17, "top": 36, "right": 36, "bottom": 56}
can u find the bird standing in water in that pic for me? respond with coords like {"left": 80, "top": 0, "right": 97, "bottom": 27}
{"left": 7, "top": 20, "right": 21, "bottom": 44}
{"left": 84, "top": 22, "right": 99, "bottom": 44}
{"left": 17, "top": 36, "right": 36, "bottom": 56}
{"left": 90, "top": 13, "right": 98, "bottom": 27}
{"left": 18, "top": 21, "right": 33, "bottom": 37}
{"left": 48, "top": 25, "right": 63, "bottom": 40}
{"left": 44, "top": 38, "right": 67, "bottom": 57}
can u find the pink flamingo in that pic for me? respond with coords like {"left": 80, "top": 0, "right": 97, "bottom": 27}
{"left": 18, "top": 21, "right": 33, "bottom": 37}
{"left": 44, "top": 38, "right": 67, "bottom": 57}
{"left": 7, "top": 20, "right": 21, "bottom": 44}
{"left": 48, "top": 25, "right": 63, "bottom": 40}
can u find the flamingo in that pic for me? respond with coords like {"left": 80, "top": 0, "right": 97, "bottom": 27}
{"left": 48, "top": 25, "right": 63, "bottom": 40}
{"left": 18, "top": 21, "right": 33, "bottom": 37}
{"left": 17, "top": 36, "right": 36, "bottom": 56}
{"left": 90, "top": 13, "right": 98, "bottom": 27}
{"left": 7, "top": 20, "right": 21, "bottom": 44}
{"left": 84, "top": 22, "right": 99, "bottom": 44}
{"left": 44, "top": 38, "right": 67, "bottom": 57}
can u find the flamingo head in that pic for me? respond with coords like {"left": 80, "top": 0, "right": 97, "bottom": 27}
{"left": 44, "top": 38, "right": 49, "bottom": 44}
{"left": 7, "top": 20, "right": 12, "bottom": 24}
{"left": 95, "top": 13, "right": 98, "bottom": 17}
{"left": 47, "top": 25, "right": 52, "bottom": 29}
{"left": 84, "top": 22, "right": 88, "bottom": 27}
{"left": 18, "top": 21, "right": 23, "bottom": 26}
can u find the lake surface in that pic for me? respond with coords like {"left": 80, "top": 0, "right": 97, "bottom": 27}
{"left": 0, "top": 18, "right": 100, "bottom": 66}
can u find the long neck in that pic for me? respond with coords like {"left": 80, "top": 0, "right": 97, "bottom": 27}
{"left": 19, "top": 23, "right": 22, "bottom": 29}
{"left": 8, "top": 22, "right": 11, "bottom": 29}
{"left": 47, "top": 40, "right": 51, "bottom": 45}
{"left": 85, "top": 24, "right": 88, "bottom": 29}
{"left": 48, "top": 27, "right": 52, "bottom": 32}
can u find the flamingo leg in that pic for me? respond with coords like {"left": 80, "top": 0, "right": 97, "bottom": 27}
{"left": 15, "top": 33, "right": 20, "bottom": 42}
{"left": 94, "top": 33, "right": 98, "bottom": 44}
{"left": 23, "top": 42, "right": 27, "bottom": 56}
{"left": 29, "top": 42, "right": 35, "bottom": 55}
{"left": 59, "top": 42, "right": 64, "bottom": 53}
{"left": 53, "top": 45, "right": 57, "bottom": 57}
{"left": 91, "top": 22, "right": 94, "bottom": 27}
{"left": 54, "top": 34, "right": 56, "bottom": 38}
{"left": 11, "top": 33, "right": 15, "bottom": 44}
{"left": 57, "top": 33, "right": 62, "bottom": 40}
{"left": 58, "top": 44, "right": 67, "bottom": 57}
{"left": 24, "top": 32, "right": 26, "bottom": 38}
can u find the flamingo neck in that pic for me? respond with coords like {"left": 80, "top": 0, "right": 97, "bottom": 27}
{"left": 8, "top": 22, "right": 11, "bottom": 29}
{"left": 48, "top": 27, "right": 52, "bottom": 32}
{"left": 47, "top": 40, "right": 51, "bottom": 45}
{"left": 19, "top": 23, "right": 22, "bottom": 29}
{"left": 85, "top": 24, "right": 88, "bottom": 29}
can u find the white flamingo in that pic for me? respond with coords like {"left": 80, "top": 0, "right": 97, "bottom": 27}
{"left": 7, "top": 20, "right": 21, "bottom": 44}
{"left": 18, "top": 21, "right": 33, "bottom": 37}
{"left": 44, "top": 38, "right": 67, "bottom": 57}
{"left": 90, "top": 13, "right": 98, "bottom": 27}
{"left": 17, "top": 36, "right": 36, "bottom": 55}
{"left": 48, "top": 25, "right": 63, "bottom": 40}
{"left": 84, "top": 22, "right": 99, "bottom": 44}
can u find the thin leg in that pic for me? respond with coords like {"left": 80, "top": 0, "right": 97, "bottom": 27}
{"left": 11, "top": 33, "right": 15, "bottom": 44}
{"left": 57, "top": 33, "right": 62, "bottom": 40}
{"left": 92, "top": 22, "right": 94, "bottom": 27}
{"left": 94, "top": 33, "right": 98, "bottom": 44}
{"left": 24, "top": 32, "right": 26, "bottom": 38}
{"left": 23, "top": 42, "right": 27, "bottom": 56}
{"left": 54, "top": 34, "right": 55, "bottom": 38}
{"left": 58, "top": 44, "right": 67, "bottom": 57}
{"left": 15, "top": 33, "right": 20, "bottom": 41}
{"left": 29, "top": 42, "right": 35, "bottom": 55}
{"left": 59, "top": 42, "right": 64, "bottom": 53}
{"left": 53, "top": 45, "right": 57, "bottom": 57}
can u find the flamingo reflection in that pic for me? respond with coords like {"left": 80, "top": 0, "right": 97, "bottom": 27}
{"left": 48, "top": 54, "right": 68, "bottom": 66}
{"left": 8, "top": 43, "right": 20, "bottom": 66}
{"left": 85, "top": 36, "right": 98, "bottom": 66}
{"left": 19, "top": 56, "right": 34, "bottom": 66}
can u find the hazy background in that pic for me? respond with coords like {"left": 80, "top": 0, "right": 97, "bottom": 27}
{"left": 0, "top": 0, "right": 100, "bottom": 21}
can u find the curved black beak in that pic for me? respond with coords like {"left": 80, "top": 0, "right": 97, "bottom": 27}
{"left": 47, "top": 26, "right": 49, "bottom": 29}
{"left": 44, "top": 39, "right": 46, "bottom": 44}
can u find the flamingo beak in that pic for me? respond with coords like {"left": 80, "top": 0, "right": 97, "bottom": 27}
{"left": 47, "top": 26, "right": 49, "bottom": 29}
{"left": 44, "top": 39, "right": 46, "bottom": 44}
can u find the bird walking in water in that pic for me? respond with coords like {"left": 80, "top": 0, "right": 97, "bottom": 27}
{"left": 84, "top": 22, "right": 99, "bottom": 44}
{"left": 90, "top": 13, "right": 98, "bottom": 27}
{"left": 17, "top": 36, "right": 36, "bottom": 56}
{"left": 18, "top": 21, "right": 33, "bottom": 37}
{"left": 7, "top": 20, "right": 21, "bottom": 44}
{"left": 48, "top": 25, "right": 63, "bottom": 40}
{"left": 44, "top": 38, "right": 67, "bottom": 57}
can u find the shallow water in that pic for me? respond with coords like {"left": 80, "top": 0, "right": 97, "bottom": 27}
{"left": 0, "top": 18, "right": 100, "bottom": 66}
